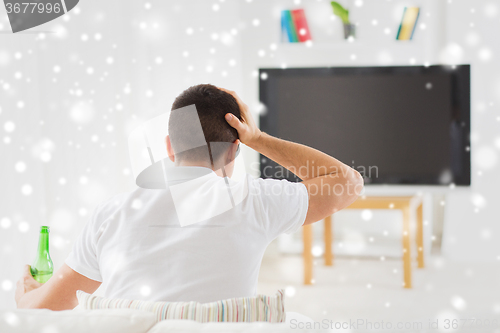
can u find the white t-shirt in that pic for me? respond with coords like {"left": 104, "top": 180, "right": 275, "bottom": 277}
{"left": 65, "top": 166, "right": 309, "bottom": 303}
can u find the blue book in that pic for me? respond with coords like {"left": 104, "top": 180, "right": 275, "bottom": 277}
{"left": 281, "top": 10, "right": 289, "bottom": 42}
{"left": 281, "top": 10, "right": 299, "bottom": 42}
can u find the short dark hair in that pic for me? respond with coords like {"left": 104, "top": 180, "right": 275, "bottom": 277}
{"left": 169, "top": 84, "right": 241, "bottom": 164}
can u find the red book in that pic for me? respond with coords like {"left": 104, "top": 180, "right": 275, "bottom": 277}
{"left": 291, "top": 9, "right": 312, "bottom": 42}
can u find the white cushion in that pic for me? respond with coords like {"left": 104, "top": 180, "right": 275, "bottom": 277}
{"left": 148, "top": 320, "right": 294, "bottom": 333}
{"left": 147, "top": 312, "right": 316, "bottom": 332}
{"left": 285, "top": 311, "right": 315, "bottom": 325}
{"left": 0, "top": 308, "right": 156, "bottom": 333}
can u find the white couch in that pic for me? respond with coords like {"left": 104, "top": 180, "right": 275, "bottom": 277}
{"left": 0, "top": 309, "right": 320, "bottom": 333}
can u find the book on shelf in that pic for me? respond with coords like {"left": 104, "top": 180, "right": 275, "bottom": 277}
{"left": 291, "top": 9, "right": 312, "bottom": 42}
{"left": 281, "top": 9, "right": 312, "bottom": 43}
{"left": 396, "top": 7, "right": 420, "bottom": 40}
{"left": 281, "top": 10, "right": 297, "bottom": 42}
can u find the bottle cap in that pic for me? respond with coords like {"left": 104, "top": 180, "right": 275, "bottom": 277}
{"left": 40, "top": 226, "right": 50, "bottom": 232}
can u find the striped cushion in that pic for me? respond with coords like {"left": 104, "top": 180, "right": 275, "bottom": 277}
{"left": 76, "top": 290, "right": 286, "bottom": 323}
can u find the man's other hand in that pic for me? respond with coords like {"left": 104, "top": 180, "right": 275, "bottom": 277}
{"left": 15, "top": 265, "right": 42, "bottom": 306}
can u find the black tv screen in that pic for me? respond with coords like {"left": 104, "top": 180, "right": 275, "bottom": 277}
{"left": 259, "top": 65, "right": 470, "bottom": 185}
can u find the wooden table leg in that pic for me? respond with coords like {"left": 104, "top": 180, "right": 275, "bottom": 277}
{"left": 324, "top": 216, "right": 333, "bottom": 266}
{"left": 416, "top": 203, "right": 424, "bottom": 268}
{"left": 303, "top": 224, "right": 314, "bottom": 285}
{"left": 402, "top": 206, "right": 412, "bottom": 288}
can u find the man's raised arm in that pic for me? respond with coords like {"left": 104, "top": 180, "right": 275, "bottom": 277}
{"left": 220, "top": 88, "right": 364, "bottom": 225}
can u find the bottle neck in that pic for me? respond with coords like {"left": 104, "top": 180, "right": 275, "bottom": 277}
{"left": 37, "top": 231, "right": 49, "bottom": 254}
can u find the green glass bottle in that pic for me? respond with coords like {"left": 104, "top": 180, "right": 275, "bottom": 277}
{"left": 30, "top": 226, "right": 53, "bottom": 283}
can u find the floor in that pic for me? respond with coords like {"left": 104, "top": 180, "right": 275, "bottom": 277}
{"left": 257, "top": 250, "right": 500, "bottom": 332}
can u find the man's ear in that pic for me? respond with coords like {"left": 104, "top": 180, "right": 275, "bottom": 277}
{"left": 166, "top": 135, "right": 175, "bottom": 162}
{"left": 226, "top": 139, "right": 240, "bottom": 164}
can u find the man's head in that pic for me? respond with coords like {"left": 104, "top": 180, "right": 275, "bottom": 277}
{"left": 167, "top": 84, "right": 242, "bottom": 173}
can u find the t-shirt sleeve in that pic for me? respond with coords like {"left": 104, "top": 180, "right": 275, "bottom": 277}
{"left": 252, "top": 177, "right": 309, "bottom": 241}
{"left": 65, "top": 205, "right": 103, "bottom": 282}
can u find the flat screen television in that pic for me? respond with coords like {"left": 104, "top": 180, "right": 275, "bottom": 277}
{"left": 259, "top": 65, "right": 470, "bottom": 185}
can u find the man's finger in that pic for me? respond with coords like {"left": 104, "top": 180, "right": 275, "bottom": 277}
{"left": 217, "top": 86, "right": 231, "bottom": 94}
{"left": 225, "top": 113, "right": 243, "bottom": 131}
{"left": 218, "top": 87, "right": 242, "bottom": 103}
{"left": 23, "top": 265, "right": 35, "bottom": 280}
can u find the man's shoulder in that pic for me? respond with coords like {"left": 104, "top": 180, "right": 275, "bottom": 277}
{"left": 244, "top": 175, "right": 307, "bottom": 198}
{"left": 247, "top": 174, "right": 304, "bottom": 188}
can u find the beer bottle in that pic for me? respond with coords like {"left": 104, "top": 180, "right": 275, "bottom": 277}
{"left": 30, "top": 226, "right": 53, "bottom": 283}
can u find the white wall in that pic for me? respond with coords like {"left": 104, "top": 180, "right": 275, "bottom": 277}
{"left": 0, "top": 0, "right": 243, "bottom": 309}
{"left": 441, "top": 0, "right": 500, "bottom": 262}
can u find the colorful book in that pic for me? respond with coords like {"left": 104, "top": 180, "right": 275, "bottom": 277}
{"left": 396, "top": 7, "right": 420, "bottom": 40}
{"left": 280, "top": 10, "right": 288, "bottom": 43}
{"left": 281, "top": 10, "right": 299, "bottom": 42}
{"left": 291, "top": 9, "right": 312, "bottom": 42}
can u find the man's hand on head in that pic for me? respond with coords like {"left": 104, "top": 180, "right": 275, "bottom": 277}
{"left": 218, "top": 88, "right": 262, "bottom": 147}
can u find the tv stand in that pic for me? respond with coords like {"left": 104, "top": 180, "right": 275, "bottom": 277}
{"left": 303, "top": 195, "right": 424, "bottom": 288}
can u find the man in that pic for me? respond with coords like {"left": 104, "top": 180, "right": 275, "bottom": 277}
{"left": 16, "top": 84, "right": 363, "bottom": 310}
